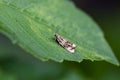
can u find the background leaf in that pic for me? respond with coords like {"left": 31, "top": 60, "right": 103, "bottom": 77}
{"left": 0, "top": 0, "right": 119, "bottom": 65}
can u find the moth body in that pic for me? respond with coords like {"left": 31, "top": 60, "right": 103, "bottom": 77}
{"left": 54, "top": 33, "right": 76, "bottom": 53}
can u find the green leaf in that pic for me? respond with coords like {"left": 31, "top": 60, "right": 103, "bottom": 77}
{"left": 0, "top": 0, "right": 119, "bottom": 65}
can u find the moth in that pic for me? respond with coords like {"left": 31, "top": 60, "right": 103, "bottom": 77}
{"left": 54, "top": 33, "right": 76, "bottom": 53}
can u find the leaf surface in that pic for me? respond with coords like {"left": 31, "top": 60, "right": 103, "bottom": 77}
{"left": 0, "top": 0, "right": 119, "bottom": 65}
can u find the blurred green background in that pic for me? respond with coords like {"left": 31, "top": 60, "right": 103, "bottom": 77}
{"left": 0, "top": 0, "right": 120, "bottom": 80}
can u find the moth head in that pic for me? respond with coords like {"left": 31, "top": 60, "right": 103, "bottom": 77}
{"left": 54, "top": 33, "right": 59, "bottom": 37}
